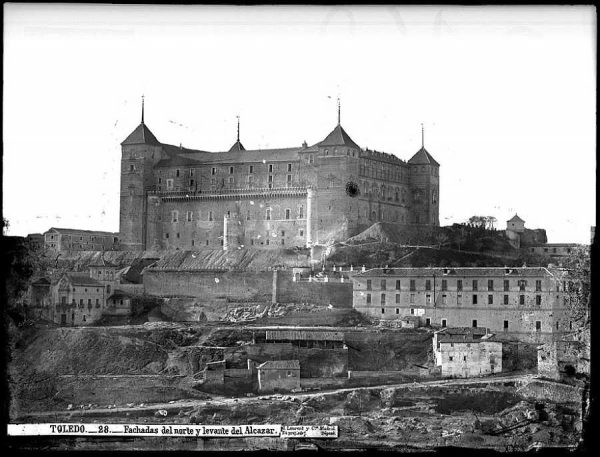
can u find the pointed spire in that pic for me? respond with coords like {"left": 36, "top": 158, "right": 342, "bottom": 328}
{"left": 141, "top": 94, "right": 145, "bottom": 124}
{"left": 337, "top": 97, "right": 341, "bottom": 125}
{"left": 236, "top": 115, "right": 240, "bottom": 142}
{"left": 421, "top": 123, "right": 424, "bottom": 148}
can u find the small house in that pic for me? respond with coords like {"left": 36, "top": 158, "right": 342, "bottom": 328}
{"left": 257, "top": 360, "right": 300, "bottom": 392}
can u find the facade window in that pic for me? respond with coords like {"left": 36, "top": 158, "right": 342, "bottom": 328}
{"left": 366, "top": 294, "right": 371, "bottom": 304}
{"left": 425, "top": 280, "right": 431, "bottom": 291}
{"left": 165, "top": 233, "right": 169, "bottom": 239}
{"left": 166, "top": 179, "right": 174, "bottom": 190}
{"left": 504, "top": 320, "right": 509, "bottom": 330}
{"left": 266, "top": 208, "right": 271, "bottom": 220}
{"left": 472, "top": 319, "right": 478, "bottom": 328}
{"left": 472, "top": 280, "right": 478, "bottom": 291}
{"left": 426, "top": 294, "right": 431, "bottom": 304}
{"left": 536, "top": 280, "right": 542, "bottom": 292}
{"left": 488, "top": 294, "right": 493, "bottom": 305}
{"left": 366, "top": 280, "right": 372, "bottom": 290}
{"left": 190, "top": 179, "right": 194, "bottom": 187}
{"left": 176, "top": 169, "right": 180, "bottom": 177}
{"left": 488, "top": 280, "right": 494, "bottom": 291}
{"left": 129, "top": 164, "right": 135, "bottom": 172}
{"left": 171, "top": 211, "right": 179, "bottom": 223}
{"left": 410, "top": 280, "right": 416, "bottom": 291}
{"left": 519, "top": 295, "right": 525, "bottom": 305}
{"left": 176, "top": 233, "right": 180, "bottom": 239}
{"left": 287, "top": 163, "right": 292, "bottom": 172}
{"left": 472, "top": 295, "right": 478, "bottom": 305}
{"left": 504, "top": 294, "right": 509, "bottom": 305}
{"left": 410, "top": 294, "right": 415, "bottom": 304}
{"left": 449, "top": 356, "right": 454, "bottom": 362}
{"left": 395, "top": 280, "right": 401, "bottom": 290}
{"left": 287, "top": 174, "right": 292, "bottom": 184}
{"left": 457, "top": 280, "right": 463, "bottom": 291}
{"left": 441, "top": 319, "right": 447, "bottom": 327}
{"left": 395, "top": 294, "right": 400, "bottom": 304}
{"left": 381, "top": 293, "right": 386, "bottom": 304}
{"left": 396, "top": 308, "right": 400, "bottom": 314}
{"left": 380, "top": 279, "right": 386, "bottom": 290}
{"left": 208, "top": 211, "right": 213, "bottom": 221}
{"left": 211, "top": 167, "right": 216, "bottom": 175}
{"left": 229, "top": 177, "right": 234, "bottom": 184}
{"left": 519, "top": 280, "right": 526, "bottom": 292}
{"left": 536, "top": 295, "right": 542, "bottom": 306}
{"left": 285, "top": 209, "right": 291, "bottom": 220}
{"left": 268, "top": 164, "right": 273, "bottom": 173}
{"left": 381, "top": 308, "right": 385, "bottom": 314}
{"left": 442, "top": 294, "right": 447, "bottom": 305}
{"left": 504, "top": 280, "right": 509, "bottom": 292}
{"left": 186, "top": 211, "right": 193, "bottom": 222}
{"left": 229, "top": 166, "right": 234, "bottom": 174}
{"left": 441, "top": 280, "right": 447, "bottom": 291}
{"left": 299, "top": 205, "right": 304, "bottom": 218}
{"left": 309, "top": 154, "right": 314, "bottom": 164}
{"left": 249, "top": 165, "right": 254, "bottom": 173}
{"left": 536, "top": 321, "right": 541, "bottom": 332}
{"left": 189, "top": 168, "right": 194, "bottom": 176}
{"left": 457, "top": 294, "right": 462, "bottom": 305}
{"left": 268, "top": 175, "right": 273, "bottom": 183}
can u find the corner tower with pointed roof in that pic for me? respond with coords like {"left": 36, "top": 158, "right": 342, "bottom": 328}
{"left": 408, "top": 125, "right": 440, "bottom": 226}
{"left": 119, "top": 96, "right": 164, "bottom": 250}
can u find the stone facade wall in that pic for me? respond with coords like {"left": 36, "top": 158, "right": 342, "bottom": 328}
{"left": 439, "top": 341, "right": 503, "bottom": 378}
{"left": 144, "top": 270, "right": 273, "bottom": 302}
{"left": 257, "top": 368, "right": 300, "bottom": 392}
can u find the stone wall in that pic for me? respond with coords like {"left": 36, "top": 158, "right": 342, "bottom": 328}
{"left": 275, "top": 270, "right": 353, "bottom": 307}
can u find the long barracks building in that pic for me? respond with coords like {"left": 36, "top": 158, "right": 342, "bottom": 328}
{"left": 119, "top": 101, "right": 440, "bottom": 251}
{"left": 351, "top": 267, "right": 572, "bottom": 342}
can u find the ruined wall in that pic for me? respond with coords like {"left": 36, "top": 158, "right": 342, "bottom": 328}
{"left": 275, "top": 270, "right": 353, "bottom": 307}
{"left": 439, "top": 341, "right": 503, "bottom": 378}
{"left": 258, "top": 368, "right": 300, "bottom": 392}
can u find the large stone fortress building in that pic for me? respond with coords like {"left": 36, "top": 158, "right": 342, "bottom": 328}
{"left": 119, "top": 103, "right": 439, "bottom": 251}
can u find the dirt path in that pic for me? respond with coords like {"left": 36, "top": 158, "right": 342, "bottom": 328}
{"left": 17, "top": 373, "right": 536, "bottom": 421}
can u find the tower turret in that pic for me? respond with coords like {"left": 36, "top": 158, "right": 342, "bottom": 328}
{"left": 119, "top": 96, "right": 163, "bottom": 250}
{"left": 408, "top": 124, "right": 440, "bottom": 226}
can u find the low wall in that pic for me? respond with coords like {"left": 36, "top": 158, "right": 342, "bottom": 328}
{"left": 275, "top": 270, "right": 353, "bottom": 307}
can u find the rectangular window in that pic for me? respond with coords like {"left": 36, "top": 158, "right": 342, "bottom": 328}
{"left": 189, "top": 179, "right": 194, "bottom": 187}
{"left": 176, "top": 169, "right": 180, "bottom": 177}
{"left": 366, "top": 294, "right": 371, "bottom": 304}
{"left": 504, "top": 279, "right": 509, "bottom": 292}
{"left": 211, "top": 167, "right": 216, "bottom": 175}
{"left": 441, "top": 319, "right": 447, "bottom": 327}
{"left": 287, "top": 163, "right": 292, "bottom": 172}
{"left": 441, "top": 280, "right": 447, "bottom": 291}
{"left": 426, "top": 294, "right": 431, "bottom": 304}
{"left": 285, "top": 209, "right": 291, "bottom": 220}
{"left": 425, "top": 280, "right": 431, "bottom": 291}
{"left": 395, "top": 294, "right": 400, "bottom": 304}
{"left": 457, "top": 294, "right": 462, "bottom": 305}
{"left": 410, "top": 294, "right": 415, "bottom": 304}
{"left": 410, "top": 280, "right": 416, "bottom": 291}
{"left": 442, "top": 294, "right": 447, "bottom": 305}
{"left": 268, "top": 175, "right": 273, "bottom": 183}
{"left": 519, "top": 295, "right": 525, "bottom": 305}
{"left": 457, "top": 280, "right": 463, "bottom": 291}
{"left": 166, "top": 179, "right": 174, "bottom": 190}
{"left": 186, "top": 211, "right": 193, "bottom": 222}
{"left": 488, "top": 294, "right": 493, "bottom": 305}
{"left": 287, "top": 174, "right": 292, "bottom": 183}
{"left": 381, "top": 308, "right": 385, "bottom": 314}
{"left": 472, "top": 280, "right": 478, "bottom": 291}
{"left": 299, "top": 205, "right": 304, "bottom": 218}
{"left": 171, "top": 211, "right": 178, "bottom": 223}
{"left": 519, "top": 280, "right": 526, "bottom": 292}
{"left": 249, "top": 165, "right": 254, "bottom": 173}
{"left": 266, "top": 209, "right": 271, "bottom": 220}
{"left": 381, "top": 279, "right": 386, "bottom": 290}
{"left": 208, "top": 211, "right": 213, "bottom": 221}
{"left": 395, "top": 308, "right": 399, "bottom": 314}
{"left": 488, "top": 280, "right": 494, "bottom": 291}
{"left": 504, "top": 294, "right": 509, "bottom": 305}
{"left": 395, "top": 280, "right": 401, "bottom": 290}
{"left": 268, "top": 164, "right": 273, "bottom": 173}
{"left": 381, "top": 293, "right": 386, "bottom": 304}
{"left": 504, "top": 320, "right": 509, "bottom": 330}
{"left": 189, "top": 168, "right": 194, "bottom": 176}
{"left": 536, "top": 321, "right": 541, "bottom": 332}
{"left": 536, "top": 280, "right": 542, "bottom": 292}
{"left": 229, "top": 166, "right": 234, "bottom": 174}
{"left": 366, "top": 280, "right": 372, "bottom": 291}
{"left": 472, "top": 295, "right": 478, "bottom": 304}
{"left": 472, "top": 319, "right": 478, "bottom": 328}
{"left": 410, "top": 308, "right": 414, "bottom": 315}
{"left": 449, "top": 356, "right": 454, "bottom": 362}
{"left": 536, "top": 295, "right": 542, "bottom": 306}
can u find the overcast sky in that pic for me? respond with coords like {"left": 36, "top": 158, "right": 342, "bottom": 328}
{"left": 3, "top": 5, "right": 596, "bottom": 243}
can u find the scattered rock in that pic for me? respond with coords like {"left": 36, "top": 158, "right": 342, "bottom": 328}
{"left": 154, "top": 409, "right": 168, "bottom": 417}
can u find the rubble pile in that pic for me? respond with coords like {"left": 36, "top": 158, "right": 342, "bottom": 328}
{"left": 221, "top": 302, "right": 328, "bottom": 323}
